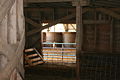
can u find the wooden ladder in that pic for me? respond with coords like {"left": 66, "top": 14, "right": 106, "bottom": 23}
{"left": 24, "top": 48, "right": 44, "bottom": 67}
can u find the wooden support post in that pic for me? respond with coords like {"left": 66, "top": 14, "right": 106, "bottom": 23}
{"left": 110, "top": 18, "right": 113, "bottom": 52}
{"left": 74, "top": 1, "right": 89, "bottom": 79}
{"left": 64, "top": 24, "right": 69, "bottom": 32}
{"left": 76, "top": 3, "right": 83, "bottom": 80}
{"left": 66, "top": 24, "right": 69, "bottom": 32}
{"left": 16, "top": 0, "right": 24, "bottom": 41}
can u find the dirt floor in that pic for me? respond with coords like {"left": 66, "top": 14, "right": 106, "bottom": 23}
{"left": 25, "top": 63, "right": 76, "bottom": 80}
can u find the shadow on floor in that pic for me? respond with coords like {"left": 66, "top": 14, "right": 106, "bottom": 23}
{"left": 25, "top": 63, "right": 76, "bottom": 80}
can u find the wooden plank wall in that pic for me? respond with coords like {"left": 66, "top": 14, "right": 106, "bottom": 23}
{"left": 76, "top": 3, "right": 120, "bottom": 80}
{"left": 0, "top": 0, "right": 25, "bottom": 80}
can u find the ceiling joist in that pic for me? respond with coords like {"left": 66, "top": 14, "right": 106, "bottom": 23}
{"left": 26, "top": 8, "right": 120, "bottom": 37}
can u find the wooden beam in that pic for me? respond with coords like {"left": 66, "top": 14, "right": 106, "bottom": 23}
{"left": 26, "top": 20, "right": 109, "bottom": 37}
{"left": 33, "top": 20, "right": 109, "bottom": 24}
{"left": 24, "top": 0, "right": 72, "bottom": 3}
{"left": 42, "top": 13, "right": 76, "bottom": 30}
{"left": 24, "top": 8, "right": 54, "bottom": 12}
{"left": 71, "top": 24, "right": 76, "bottom": 31}
{"left": 17, "top": 0, "right": 24, "bottom": 40}
{"left": 25, "top": 17, "right": 42, "bottom": 28}
{"left": 93, "top": 1, "right": 120, "bottom": 7}
{"left": 26, "top": 7, "right": 92, "bottom": 36}
{"left": 26, "top": 8, "right": 116, "bottom": 37}
{"left": 24, "top": 7, "right": 120, "bottom": 12}
{"left": 72, "top": 0, "right": 90, "bottom": 6}
{"left": 41, "top": 20, "right": 76, "bottom": 24}
{"left": 27, "top": 13, "right": 75, "bottom": 36}
{"left": 96, "top": 8, "right": 120, "bottom": 20}
{"left": 76, "top": 3, "right": 83, "bottom": 80}
{"left": 83, "top": 20, "right": 110, "bottom": 24}
{"left": 64, "top": 24, "right": 69, "bottom": 32}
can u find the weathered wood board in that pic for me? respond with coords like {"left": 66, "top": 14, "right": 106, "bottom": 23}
{"left": 0, "top": 0, "right": 25, "bottom": 80}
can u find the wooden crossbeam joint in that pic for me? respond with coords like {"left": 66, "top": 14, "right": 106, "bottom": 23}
{"left": 72, "top": 0, "right": 90, "bottom": 6}
{"left": 27, "top": 13, "right": 75, "bottom": 36}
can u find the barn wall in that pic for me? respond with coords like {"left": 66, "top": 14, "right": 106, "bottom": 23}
{"left": 76, "top": 7, "right": 120, "bottom": 80}
{"left": 79, "top": 20, "right": 120, "bottom": 80}
{"left": 0, "top": 0, "right": 25, "bottom": 80}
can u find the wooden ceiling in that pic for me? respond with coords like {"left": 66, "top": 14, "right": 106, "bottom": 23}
{"left": 24, "top": 0, "right": 72, "bottom": 3}
{"left": 24, "top": 0, "right": 120, "bottom": 26}
{"left": 24, "top": 0, "right": 120, "bottom": 8}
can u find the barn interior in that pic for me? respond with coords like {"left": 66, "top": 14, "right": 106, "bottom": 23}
{"left": 0, "top": 0, "right": 120, "bottom": 80}
{"left": 1, "top": 0, "right": 120, "bottom": 80}
{"left": 24, "top": 0, "right": 120, "bottom": 80}
{"left": 24, "top": 1, "right": 77, "bottom": 80}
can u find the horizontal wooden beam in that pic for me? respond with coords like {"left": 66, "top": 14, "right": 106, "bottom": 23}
{"left": 93, "top": 1, "right": 120, "bottom": 7}
{"left": 83, "top": 20, "right": 110, "bottom": 24}
{"left": 27, "top": 8, "right": 110, "bottom": 37}
{"left": 24, "top": 8, "right": 54, "bottom": 12}
{"left": 27, "top": 13, "right": 75, "bottom": 36}
{"left": 24, "top": 7, "right": 120, "bottom": 12}
{"left": 72, "top": 0, "right": 90, "bottom": 6}
{"left": 29, "top": 20, "right": 110, "bottom": 24}
{"left": 24, "top": 7, "right": 75, "bottom": 12}
{"left": 40, "top": 20, "right": 76, "bottom": 24}
{"left": 24, "top": 0, "right": 72, "bottom": 3}
{"left": 41, "top": 13, "right": 76, "bottom": 30}
{"left": 26, "top": 20, "right": 110, "bottom": 37}
{"left": 96, "top": 8, "right": 120, "bottom": 20}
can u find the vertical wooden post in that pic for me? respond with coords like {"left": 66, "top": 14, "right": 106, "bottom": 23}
{"left": 16, "top": 0, "right": 24, "bottom": 41}
{"left": 110, "top": 18, "right": 113, "bottom": 52}
{"left": 74, "top": 0, "right": 89, "bottom": 78}
{"left": 76, "top": 2, "right": 83, "bottom": 80}
{"left": 39, "top": 31, "right": 43, "bottom": 56}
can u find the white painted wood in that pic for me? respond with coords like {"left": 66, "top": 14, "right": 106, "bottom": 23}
{"left": 0, "top": 0, "right": 15, "bottom": 23}
{"left": 0, "top": 0, "right": 25, "bottom": 80}
{"left": 7, "top": 1, "right": 17, "bottom": 44}
{"left": 0, "top": 15, "right": 8, "bottom": 43}
{"left": 17, "top": 0, "right": 25, "bottom": 41}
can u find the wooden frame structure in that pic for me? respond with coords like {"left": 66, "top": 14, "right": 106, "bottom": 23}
{"left": 24, "top": 0, "right": 120, "bottom": 80}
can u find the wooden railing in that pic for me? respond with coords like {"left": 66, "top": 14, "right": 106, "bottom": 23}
{"left": 42, "top": 43, "right": 76, "bottom": 64}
